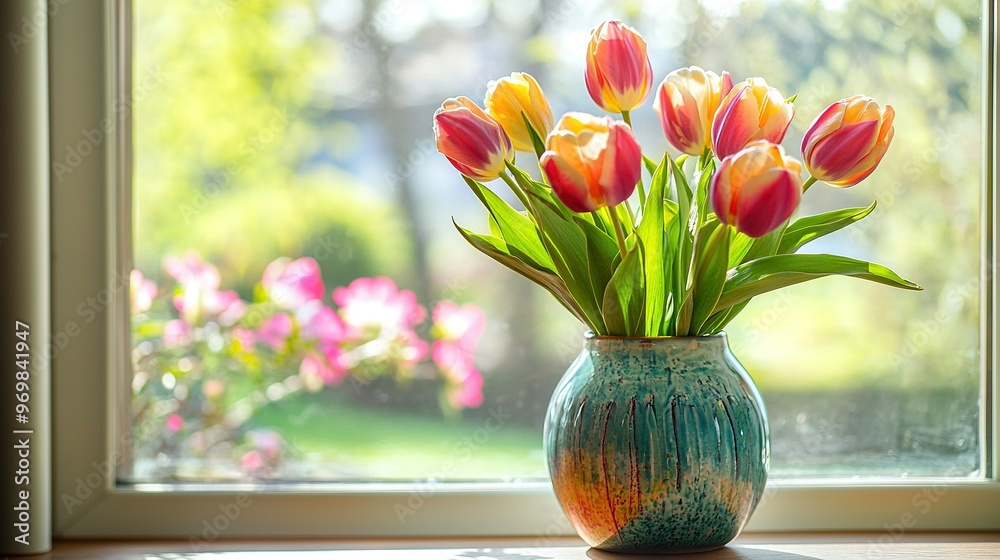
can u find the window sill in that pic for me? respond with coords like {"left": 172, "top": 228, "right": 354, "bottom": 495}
{"left": 40, "top": 532, "right": 1000, "bottom": 559}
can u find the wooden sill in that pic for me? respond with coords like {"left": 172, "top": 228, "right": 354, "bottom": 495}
{"left": 36, "top": 533, "right": 1000, "bottom": 559}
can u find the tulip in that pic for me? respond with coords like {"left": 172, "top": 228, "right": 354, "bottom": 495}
{"left": 433, "top": 96, "right": 514, "bottom": 182}
{"left": 484, "top": 72, "right": 554, "bottom": 153}
{"left": 711, "top": 141, "right": 803, "bottom": 238}
{"left": 711, "top": 77, "right": 794, "bottom": 159}
{"left": 653, "top": 66, "right": 734, "bottom": 156}
{"left": 584, "top": 20, "right": 654, "bottom": 113}
{"left": 261, "top": 256, "right": 325, "bottom": 310}
{"left": 540, "top": 112, "right": 642, "bottom": 213}
{"left": 801, "top": 94, "right": 895, "bottom": 187}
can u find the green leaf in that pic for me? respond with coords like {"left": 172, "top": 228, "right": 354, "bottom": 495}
{"left": 715, "top": 253, "right": 922, "bottom": 313}
{"left": 689, "top": 220, "right": 732, "bottom": 334}
{"left": 504, "top": 162, "right": 575, "bottom": 221}
{"left": 530, "top": 195, "right": 608, "bottom": 333}
{"left": 694, "top": 157, "right": 716, "bottom": 226}
{"left": 778, "top": 201, "right": 878, "bottom": 254}
{"left": 701, "top": 300, "right": 749, "bottom": 334}
{"left": 643, "top": 155, "right": 659, "bottom": 176}
{"left": 463, "top": 177, "right": 555, "bottom": 272}
{"left": 728, "top": 230, "right": 755, "bottom": 268}
{"left": 522, "top": 112, "right": 546, "bottom": 160}
{"left": 575, "top": 215, "right": 619, "bottom": 306}
{"left": 453, "top": 220, "right": 589, "bottom": 325}
{"left": 602, "top": 238, "right": 645, "bottom": 336}
{"left": 638, "top": 154, "right": 669, "bottom": 336}
{"left": 668, "top": 156, "right": 695, "bottom": 332}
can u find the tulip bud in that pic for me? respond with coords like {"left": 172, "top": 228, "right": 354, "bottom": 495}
{"left": 584, "top": 20, "right": 654, "bottom": 113}
{"left": 711, "top": 77, "right": 794, "bottom": 159}
{"left": 484, "top": 72, "right": 554, "bottom": 153}
{"left": 540, "top": 112, "right": 642, "bottom": 213}
{"left": 433, "top": 96, "right": 514, "bottom": 182}
{"left": 711, "top": 141, "right": 803, "bottom": 238}
{"left": 653, "top": 66, "right": 734, "bottom": 156}
{"left": 801, "top": 94, "right": 895, "bottom": 187}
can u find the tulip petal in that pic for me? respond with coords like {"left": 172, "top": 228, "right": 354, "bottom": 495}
{"left": 542, "top": 153, "right": 597, "bottom": 212}
{"left": 713, "top": 85, "right": 759, "bottom": 158}
{"left": 808, "top": 119, "right": 879, "bottom": 180}
{"left": 736, "top": 169, "right": 801, "bottom": 238}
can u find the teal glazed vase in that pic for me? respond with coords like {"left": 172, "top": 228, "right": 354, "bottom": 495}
{"left": 543, "top": 333, "right": 769, "bottom": 554}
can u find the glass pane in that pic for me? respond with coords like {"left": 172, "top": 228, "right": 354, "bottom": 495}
{"left": 127, "top": 0, "right": 983, "bottom": 482}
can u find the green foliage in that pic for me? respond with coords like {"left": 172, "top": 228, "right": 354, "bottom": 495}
{"left": 454, "top": 155, "right": 920, "bottom": 337}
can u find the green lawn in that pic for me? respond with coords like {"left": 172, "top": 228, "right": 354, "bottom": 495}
{"left": 249, "top": 392, "right": 548, "bottom": 480}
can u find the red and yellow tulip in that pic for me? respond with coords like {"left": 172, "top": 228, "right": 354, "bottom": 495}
{"left": 484, "top": 72, "right": 554, "bottom": 153}
{"left": 711, "top": 77, "right": 794, "bottom": 159}
{"left": 433, "top": 96, "right": 514, "bottom": 182}
{"left": 584, "top": 20, "right": 654, "bottom": 113}
{"left": 540, "top": 112, "right": 642, "bottom": 213}
{"left": 801, "top": 94, "right": 895, "bottom": 187}
{"left": 711, "top": 141, "right": 803, "bottom": 238}
{"left": 653, "top": 66, "right": 734, "bottom": 156}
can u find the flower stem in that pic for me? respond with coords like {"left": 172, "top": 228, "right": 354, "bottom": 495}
{"left": 802, "top": 176, "right": 818, "bottom": 193}
{"left": 621, "top": 110, "right": 647, "bottom": 208}
{"left": 608, "top": 204, "right": 629, "bottom": 257}
{"left": 499, "top": 169, "right": 531, "bottom": 210}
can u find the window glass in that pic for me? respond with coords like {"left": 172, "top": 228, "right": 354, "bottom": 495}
{"left": 128, "top": 0, "right": 982, "bottom": 482}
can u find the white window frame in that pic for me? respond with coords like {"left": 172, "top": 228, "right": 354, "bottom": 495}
{"left": 47, "top": 0, "right": 1000, "bottom": 537}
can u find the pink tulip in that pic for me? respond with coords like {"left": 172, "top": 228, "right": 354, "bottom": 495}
{"left": 262, "top": 257, "right": 325, "bottom": 310}
{"left": 801, "top": 94, "right": 895, "bottom": 187}
{"left": 162, "top": 319, "right": 191, "bottom": 348}
{"left": 448, "top": 369, "right": 484, "bottom": 409}
{"left": 256, "top": 313, "right": 292, "bottom": 349}
{"left": 164, "top": 251, "right": 219, "bottom": 289}
{"left": 299, "top": 349, "right": 348, "bottom": 388}
{"left": 130, "top": 270, "right": 158, "bottom": 314}
{"left": 296, "top": 300, "right": 347, "bottom": 346}
{"left": 585, "top": 20, "right": 654, "bottom": 113}
{"left": 333, "top": 276, "right": 425, "bottom": 338}
{"left": 432, "top": 301, "right": 486, "bottom": 348}
{"left": 653, "top": 67, "right": 734, "bottom": 156}
{"left": 433, "top": 96, "right": 514, "bottom": 182}
{"left": 711, "top": 141, "right": 803, "bottom": 238}
{"left": 166, "top": 414, "right": 184, "bottom": 433}
{"left": 540, "top": 112, "right": 642, "bottom": 213}
{"left": 711, "top": 77, "right": 794, "bottom": 159}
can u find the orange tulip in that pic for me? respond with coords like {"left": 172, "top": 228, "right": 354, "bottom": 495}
{"left": 433, "top": 96, "right": 514, "bottom": 182}
{"left": 653, "top": 66, "right": 734, "bottom": 156}
{"left": 540, "top": 112, "right": 642, "bottom": 213}
{"left": 584, "top": 20, "right": 654, "bottom": 113}
{"left": 484, "top": 72, "right": 554, "bottom": 153}
{"left": 801, "top": 94, "right": 895, "bottom": 187}
{"left": 711, "top": 77, "right": 794, "bottom": 159}
{"left": 711, "top": 141, "right": 803, "bottom": 238}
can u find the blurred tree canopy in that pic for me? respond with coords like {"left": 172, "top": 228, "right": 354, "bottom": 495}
{"left": 134, "top": 0, "right": 982, "bottom": 419}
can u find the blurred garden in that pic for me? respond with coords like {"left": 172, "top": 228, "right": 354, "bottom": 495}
{"left": 129, "top": 0, "right": 982, "bottom": 482}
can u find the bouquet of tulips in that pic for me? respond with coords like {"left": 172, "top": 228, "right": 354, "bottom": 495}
{"left": 433, "top": 20, "right": 919, "bottom": 338}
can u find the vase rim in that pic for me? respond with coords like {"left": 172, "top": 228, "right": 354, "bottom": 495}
{"left": 584, "top": 331, "right": 727, "bottom": 341}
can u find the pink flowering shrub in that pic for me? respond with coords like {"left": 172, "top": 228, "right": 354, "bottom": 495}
{"left": 130, "top": 252, "right": 486, "bottom": 479}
